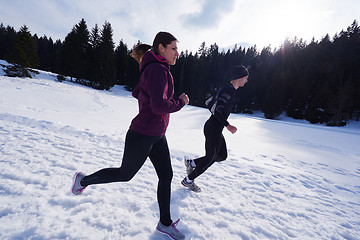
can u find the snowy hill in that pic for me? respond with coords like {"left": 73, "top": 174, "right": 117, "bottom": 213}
{"left": 0, "top": 62, "right": 360, "bottom": 239}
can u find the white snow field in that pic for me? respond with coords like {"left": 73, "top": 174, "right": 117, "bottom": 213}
{"left": 0, "top": 61, "right": 359, "bottom": 239}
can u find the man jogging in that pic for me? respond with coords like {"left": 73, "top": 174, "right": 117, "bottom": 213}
{"left": 181, "top": 65, "right": 249, "bottom": 192}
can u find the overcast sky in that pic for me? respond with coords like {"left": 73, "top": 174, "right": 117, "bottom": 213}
{"left": 1, "top": 0, "right": 359, "bottom": 53}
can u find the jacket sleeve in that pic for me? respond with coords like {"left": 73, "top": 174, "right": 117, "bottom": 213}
{"left": 213, "top": 90, "right": 232, "bottom": 126}
{"left": 146, "top": 65, "right": 185, "bottom": 114}
{"left": 132, "top": 84, "right": 140, "bottom": 99}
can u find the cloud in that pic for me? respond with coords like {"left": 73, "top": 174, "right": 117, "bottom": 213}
{"left": 182, "top": 0, "right": 235, "bottom": 29}
{"left": 1, "top": 0, "right": 359, "bottom": 53}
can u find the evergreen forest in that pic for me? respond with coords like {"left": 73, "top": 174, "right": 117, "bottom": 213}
{"left": 0, "top": 19, "right": 359, "bottom": 126}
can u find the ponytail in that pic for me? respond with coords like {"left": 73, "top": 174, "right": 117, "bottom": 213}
{"left": 130, "top": 44, "right": 151, "bottom": 64}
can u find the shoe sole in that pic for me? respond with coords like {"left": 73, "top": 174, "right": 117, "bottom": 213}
{"left": 72, "top": 172, "right": 85, "bottom": 195}
{"left": 181, "top": 180, "right": 201, "bottom": 192}
{"left": 156, "top": 227, "right": 179, "bottom": 240}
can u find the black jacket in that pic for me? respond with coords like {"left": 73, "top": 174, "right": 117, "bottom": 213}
{"left": 211, "top": 83, "right": 236, "bottom": 127}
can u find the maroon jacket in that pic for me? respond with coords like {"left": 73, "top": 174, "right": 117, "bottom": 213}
{"left": 129, "top": 51, "right": 185, "bottom": 136}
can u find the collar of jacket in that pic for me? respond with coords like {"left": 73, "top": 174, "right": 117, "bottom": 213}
{"left": 140, "top": 50, "right": 169, "bottom": 72}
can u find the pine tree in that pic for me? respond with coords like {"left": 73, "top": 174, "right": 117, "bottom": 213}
{"left": 12, "top": 25, "right": 39, "bottom": 68}
{"left": 0, "top": 25, "right": 17, "bottom": 62}
{"left": 2, "top": 25, "right": 39, "bottom": 78}
{"left": 327, "top": 80, "right": 354, "bottom": 126}
{"left": 60, "top": 19, "right": 90, "bottom": 81}
{"left": 0, "top": 24, "right": 15, "bottom": 60}
{"left": 305, "top": 82, "right": 331, "bottom": 124}
{"left": 198, "top": 41, "right": 207, "bottom": 57}
{"left": 114, "top": 39, "right": 130, "bottom": 85}
{"left": 37, "top": 35, "right": 55, "bottom": 71}
{"left": 262, "top": 74, "right": 286, "bottom": 119}
{"left": 98, "top": 21, "right": 116, "bottom": 90}
{"left": 88, "top": 24, "right": 101, "bottom": 86}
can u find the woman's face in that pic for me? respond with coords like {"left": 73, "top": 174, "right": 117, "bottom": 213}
{"left": 159, "top": 40, "right": 179, "bottom": 65}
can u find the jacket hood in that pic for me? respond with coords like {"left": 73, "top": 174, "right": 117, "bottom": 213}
{"left": 140, "top": 51, "right": 169, "bottom": 72}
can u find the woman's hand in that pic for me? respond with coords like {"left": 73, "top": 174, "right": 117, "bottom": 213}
{"left": 226, "top": 124, "right": 237, "bottom": 134}
{"left": 179, "top": 93, "right": 189, "bottom": 105}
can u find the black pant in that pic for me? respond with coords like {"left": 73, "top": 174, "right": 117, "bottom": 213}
{"left": 81, "top": 130, "right": 173, "bottom": 226}
{"left": 188, "top": 116, "right": 227, "bottom": 181}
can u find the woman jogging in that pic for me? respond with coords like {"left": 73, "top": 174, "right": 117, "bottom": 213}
{"left": 181, "top": 65, "right": 249, "bottom": 192}
{"left": 71, "top": 31, "right": 189, "bottom": 240}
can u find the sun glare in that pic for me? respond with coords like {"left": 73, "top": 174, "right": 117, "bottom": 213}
{"left": 228, "top": 1, "right": 329, "bottom": 49}
{"left": 259, "top": 2, "right": 311, "bottom": 47}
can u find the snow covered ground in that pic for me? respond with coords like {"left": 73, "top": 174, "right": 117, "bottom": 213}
{"left": 0, "top": 61, "right": 360, "bottom": 239}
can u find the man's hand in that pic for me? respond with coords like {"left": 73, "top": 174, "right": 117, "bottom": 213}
{"left": 226, "top": 124, "right": 237, "bottom": 134}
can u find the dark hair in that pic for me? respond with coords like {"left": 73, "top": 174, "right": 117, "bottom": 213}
{"left": 130, "top": 31, "right": 177, "bottom": 64}
{"left": 152, "top": 31, "right": 177, "bottom": 54}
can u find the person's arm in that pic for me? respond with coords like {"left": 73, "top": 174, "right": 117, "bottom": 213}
{"left": 212, "top": 90, "right": 232, "bottom": 126}
{"left": 132, "top": 84, "right": 140, "bottom": 99}
{"left": 147, "top": 65, "right": 185, "bottom": 114}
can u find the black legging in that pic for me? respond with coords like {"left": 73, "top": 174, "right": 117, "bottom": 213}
{"left": 188, "top": 117, "right": 227, "bottom": 181}
{"left": 81, "top": 130, "right": 173, "bottom": 226}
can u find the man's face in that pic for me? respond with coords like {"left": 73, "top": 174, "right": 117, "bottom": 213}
{"left": 239, "top": 76, "right": 248, "bottom": 87}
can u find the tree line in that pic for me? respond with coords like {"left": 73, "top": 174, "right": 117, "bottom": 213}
{"left": 0, "top": 19, "right": 359, "bottom": 126}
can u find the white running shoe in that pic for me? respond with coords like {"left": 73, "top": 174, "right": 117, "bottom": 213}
{"left": 156, "top": 219, "right": 185, "bottom": 240}
{"left": 181, "top": 177, "right": 201, "bottom": 192}
{"left": 184, "top": 159, "right": 195, "bottom": 175}
{"left": 71, "top": 172, "right": 86, "bottom": 195}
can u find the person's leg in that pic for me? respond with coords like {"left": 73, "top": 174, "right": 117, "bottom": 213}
{"left": 191, "top": 120, "right": 215, "bottom": 169}
{"left": 192, "top": 156, "right": 205, "bottom": 167}
{"left": 81, "top": 130, "right": 159, "bottom": 186}
{"left": 188, "top": 124, "right": 222, "bottom": 181}
{"left": 215, "top": 134, "right": 227, "bottom": 162}
{"left": 148, "top": 135, "right": 173, "bottom": 226}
